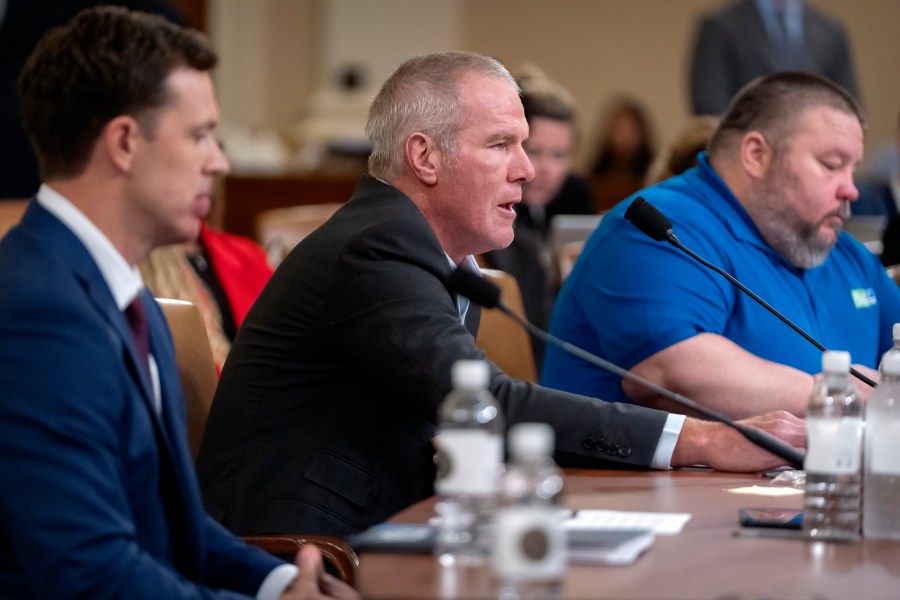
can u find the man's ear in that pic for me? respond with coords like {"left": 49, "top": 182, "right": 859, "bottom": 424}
{"left": 102, "top": 115, "right": 141, "bottom": 173}
{"left": 404, "top": 132, "right": 440, "bottom": 185}
{"left": 740, "top": 130, "right": 772, "bottom": 180}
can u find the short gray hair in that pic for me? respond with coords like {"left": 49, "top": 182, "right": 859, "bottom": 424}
{"left": 366, "top": 51, "right": 518, "bottom": 181}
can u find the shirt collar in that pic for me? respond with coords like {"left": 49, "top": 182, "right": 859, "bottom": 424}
{"left": 695, "top": 152, "right": 806, "bottom": 272}
{"left": 37, "top": 184, "right": 144, "bottom": 310}
{"left": 695, "top": 152, "right": 768, "bottom": 245}
{"left": 447, "top": 254, "right": 481, "bottom": 324}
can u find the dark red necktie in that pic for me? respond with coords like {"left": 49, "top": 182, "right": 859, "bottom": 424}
{"left": 125, "top": 296, "right": 150, "bottom": 376}
{"left": 126, "top": 296, "right": 188, "bottom": 569}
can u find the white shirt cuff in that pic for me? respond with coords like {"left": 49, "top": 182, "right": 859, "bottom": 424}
{"left": 650, "top": 413, "right": 686, "bottom": 470}
{"left": 257, "top": 564, "right": 299, "bottom": 600}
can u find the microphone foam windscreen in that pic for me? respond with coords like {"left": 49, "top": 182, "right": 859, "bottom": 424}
{"left": 447, "top": 268, "right": 501, "bottom": 309}
{"left": 624, "top": 196, "right": 673, "bottom": 242}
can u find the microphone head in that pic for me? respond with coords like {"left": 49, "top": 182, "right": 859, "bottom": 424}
{"left": 624, "top": 196, "right": 674, "bottom": 242}
{"left": 447, "top": 267, "right": 501, "bottom": 309}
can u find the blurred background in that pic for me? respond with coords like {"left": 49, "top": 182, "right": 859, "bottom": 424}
{"left": 3, "top": 0, "right": 899, "bottom": 237}
{"left": 198, "top": 0, "right": 900, "bottom": 176}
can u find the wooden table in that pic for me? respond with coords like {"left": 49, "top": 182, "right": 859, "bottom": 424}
{"left": 356, "top": 469, "right": 900, "bottom": 599}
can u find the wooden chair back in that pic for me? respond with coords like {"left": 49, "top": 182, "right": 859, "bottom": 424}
{"left": 476, "top": 269, "right": 538, "bottom": 382}
{"left": 556, "top": 240, "right": 585, "bottom": 283}
{"left": 156, "top": 298, "right": 217, "bottom": 460}
{"left": 255, "top": 203, "right": 341, "bottom": 266}
{"left": 0, "top": 199, "right": 28, "bottom": 239}
{"left": 155, "top": 298, "right": 359, "bottom": 584}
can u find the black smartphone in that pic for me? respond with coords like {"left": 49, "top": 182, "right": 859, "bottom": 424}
{"left": 738, "top": 507, "right": 803, "bottom": 529}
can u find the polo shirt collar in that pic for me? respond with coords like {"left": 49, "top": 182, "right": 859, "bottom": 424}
{"left": 695, "top": 152, "right": 806, "bottom": 273}
{"left": 36, "top": 184, "right": 144, "bottom": 310}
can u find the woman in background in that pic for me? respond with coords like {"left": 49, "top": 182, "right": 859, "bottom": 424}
{"left": 588, "top": 97, "right": 656, "bottom": 212}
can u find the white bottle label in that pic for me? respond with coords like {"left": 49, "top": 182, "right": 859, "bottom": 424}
{"left": 870, "top": 419, "right": 900, "bottom": 474}
{"left": 805, "top": 417, "right": 862, "bottom": 474}
{"left": 435, "top": 430, "right": 502, "bottom": 495}
{"left": 493, "top": 506, "right": 567, "bottom": 579}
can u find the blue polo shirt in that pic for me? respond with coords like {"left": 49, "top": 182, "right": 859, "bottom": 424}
{"left": 541, "top": 152, "right": 900, "bottom": 404}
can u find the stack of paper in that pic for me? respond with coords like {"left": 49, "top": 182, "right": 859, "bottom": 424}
{"left": 562, "top": 509, "right": 692, "bottom": 565}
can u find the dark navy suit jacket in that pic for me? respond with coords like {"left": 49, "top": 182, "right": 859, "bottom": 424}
{"left": 0, "top": 201, "right": 280, "bottom": 599}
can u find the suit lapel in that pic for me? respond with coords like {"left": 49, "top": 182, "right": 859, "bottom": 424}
{"left": 23, "top": 202, "right": 157, "bottom": 412}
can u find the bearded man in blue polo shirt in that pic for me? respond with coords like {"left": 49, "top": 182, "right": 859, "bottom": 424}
{"left": 542, "top": 72, "right": 900, "bottom": 419}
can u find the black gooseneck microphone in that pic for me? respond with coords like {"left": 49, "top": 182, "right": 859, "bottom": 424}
{"left": 447, "top": 267, "right": 805, "bottom": 469}
{"left": 624, "top": 196, "right": 877, "bottom": 389}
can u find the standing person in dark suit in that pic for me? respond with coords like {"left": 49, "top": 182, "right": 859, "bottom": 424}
{"left": 0, "top": 6, "right": 357, "bottom": 599}
{"left": 689, "top": 0, "right": 859, "bottom": 116}
{"left": 197, "top": 51, "right": 805, "bottom": 540}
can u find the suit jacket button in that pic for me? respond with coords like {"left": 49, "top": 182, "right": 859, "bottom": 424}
{"left": 606, "top": 443, "right": 618, "bottom": 455}
{"left": 596, "top": 440, "right": 608, "bottom": 452}
{"left": 583, "top": 437, "right": 596, "bottom": 450}
{"left": 618, "top": 447, "right": 632, "bottom": 458}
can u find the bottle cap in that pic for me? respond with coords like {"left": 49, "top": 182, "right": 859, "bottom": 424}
{"left": 883, "top": 353, "right": 900, "bottom": 376}
{"left": 821, "top": 350, "right": 851, "bottom": 374}
{"left": 509, "top": 423, "right": 554, "bottom": 460}
{"left": 451, "top": 359, "right": 490, "bottom": 389}
{"left": 893, "top": 323, "right": 900, "bottom": 342}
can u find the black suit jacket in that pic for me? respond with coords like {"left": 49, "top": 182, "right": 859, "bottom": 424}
{"left": 197, "top": 177, "right": 669, "bottom": 537}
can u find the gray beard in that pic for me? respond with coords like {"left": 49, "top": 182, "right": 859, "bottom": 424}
{"left": 750, "top": 192, "right": 848, "bottom": 270}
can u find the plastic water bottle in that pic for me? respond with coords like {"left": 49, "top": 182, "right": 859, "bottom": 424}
{"left": 803, "top": 351, "right": 863, "bottom": 541}
{"left": 864, "top": 352, "right": 900, "bottom": 539}
{"left": 878, "top": 323, "right": 900, "bottom": 373}
{"left": 434, "top": 360, "right": 504, "bottom": 566}
{"left": 493, "top": 423, "right": 566, "bottom": 600}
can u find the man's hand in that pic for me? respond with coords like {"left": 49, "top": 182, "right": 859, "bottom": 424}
{"left": 672, "top": 410, "right": 806, "bottom": 472}
{"left": 281, "top": 544, "right": 360, "bottom": 600}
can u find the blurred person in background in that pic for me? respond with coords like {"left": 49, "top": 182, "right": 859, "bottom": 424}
{"left": 851, "top": 112, "right": 900, "bottom": 265}
{"left": 651, "top": 115, "right": 720, "bottom": 182}
{"left": 689, "top": 0, "right": 859, "bottom": 116}
{"left": 588, "top": 96, "right": 656, "bottom": 213}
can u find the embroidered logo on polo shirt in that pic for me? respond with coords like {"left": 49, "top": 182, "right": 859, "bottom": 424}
{"left": 850, "top": 288, "right": 877, "bottom": 309}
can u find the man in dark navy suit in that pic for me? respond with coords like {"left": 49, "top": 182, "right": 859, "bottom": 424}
{"left": 0, "top": 6, "right": 356, "bottom": 599}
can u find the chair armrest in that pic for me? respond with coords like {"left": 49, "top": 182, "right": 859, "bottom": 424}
{"left": 243, "top": 534, "right": 359, "bottom": 586}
